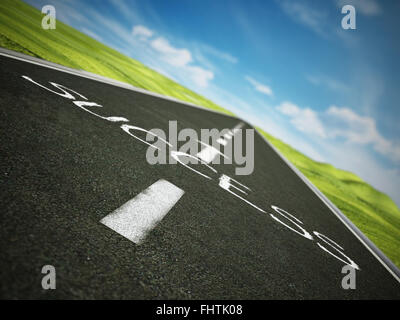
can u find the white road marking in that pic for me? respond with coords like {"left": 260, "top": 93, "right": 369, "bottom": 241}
{"left": 224, "top": 132, "right": 233, "bottom": 139}
{"left": 100, "top": 179, "right": 184, "bottom": 244}
{"left": 216, "top": 138, "right": 228, "bottom": 146}
{"left": 196, "top": 145, "right": 224, "bottom": 163}
{"left": 196, "top": 123, "right": 244, "bottom": 164}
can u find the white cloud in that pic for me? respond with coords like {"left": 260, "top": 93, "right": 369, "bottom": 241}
{"left": 327, "top": 106, "right": 400, "bottom": 162}
{"left": 245, "top": 76, "right": 273, "bottom": 96}
{"left": 151, "top": 37, "right": 192, "bottom": 67}
{"left": 249, "top": 112, "right": 326, "bottom": 162}
{"left": 273, "top": 101, "right": 400, "bottom": 206}
{"left": 276, "top": 101, "right": 400, "bottom": 164}
{"left": 337, "top": 0, "right": 382, "bottom": 16}
{"left": 132, "top": 25, "right": 154, "bottom": 40}
{"left": 186, "top": 65, "right": 214, "bottom": 88}
{"left": 276, "top": 101, "right": 300, "bottom": 115}
{"left": 276, "top": 102, "right": 327, "bottom": 138}
{"left": 148, "top": 37, "right": 214, "bottom": 88}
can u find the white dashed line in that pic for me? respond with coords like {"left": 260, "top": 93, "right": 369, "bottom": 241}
{"left": 100, "top": 179, "right": 184, "bottom": 244}
{"left": 196, "top": 144, "right": 225, "bottom": 163}
{"left": 196, "top": 123, "right": 243, "bottom": 164}
{"left": 216, "top": 138, "right": 228, "bottom": 146}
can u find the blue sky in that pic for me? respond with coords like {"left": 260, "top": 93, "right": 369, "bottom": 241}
{"left": 26, "top": 0, "right": 400, "bottom": 206}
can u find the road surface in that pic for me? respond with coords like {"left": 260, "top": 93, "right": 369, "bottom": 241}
{"left": 0, "top": 48, "right": 399, "bottom": 299}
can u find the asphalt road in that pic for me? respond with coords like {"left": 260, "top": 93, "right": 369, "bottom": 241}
{"left": 0, "top": 51, "right": 399, "bottom": 299}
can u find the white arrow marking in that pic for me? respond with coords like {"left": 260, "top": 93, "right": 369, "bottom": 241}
{"left": 100, "top": 179, "right": 184, "bottom": 244}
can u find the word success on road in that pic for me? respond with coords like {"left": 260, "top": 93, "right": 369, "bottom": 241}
{"left": 22, "top": 75, "right": 360, "bottom": 272}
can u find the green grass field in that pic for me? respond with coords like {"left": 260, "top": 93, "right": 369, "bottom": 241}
{"left": 1, "top": 0, "right": 400, "bottom": 268}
